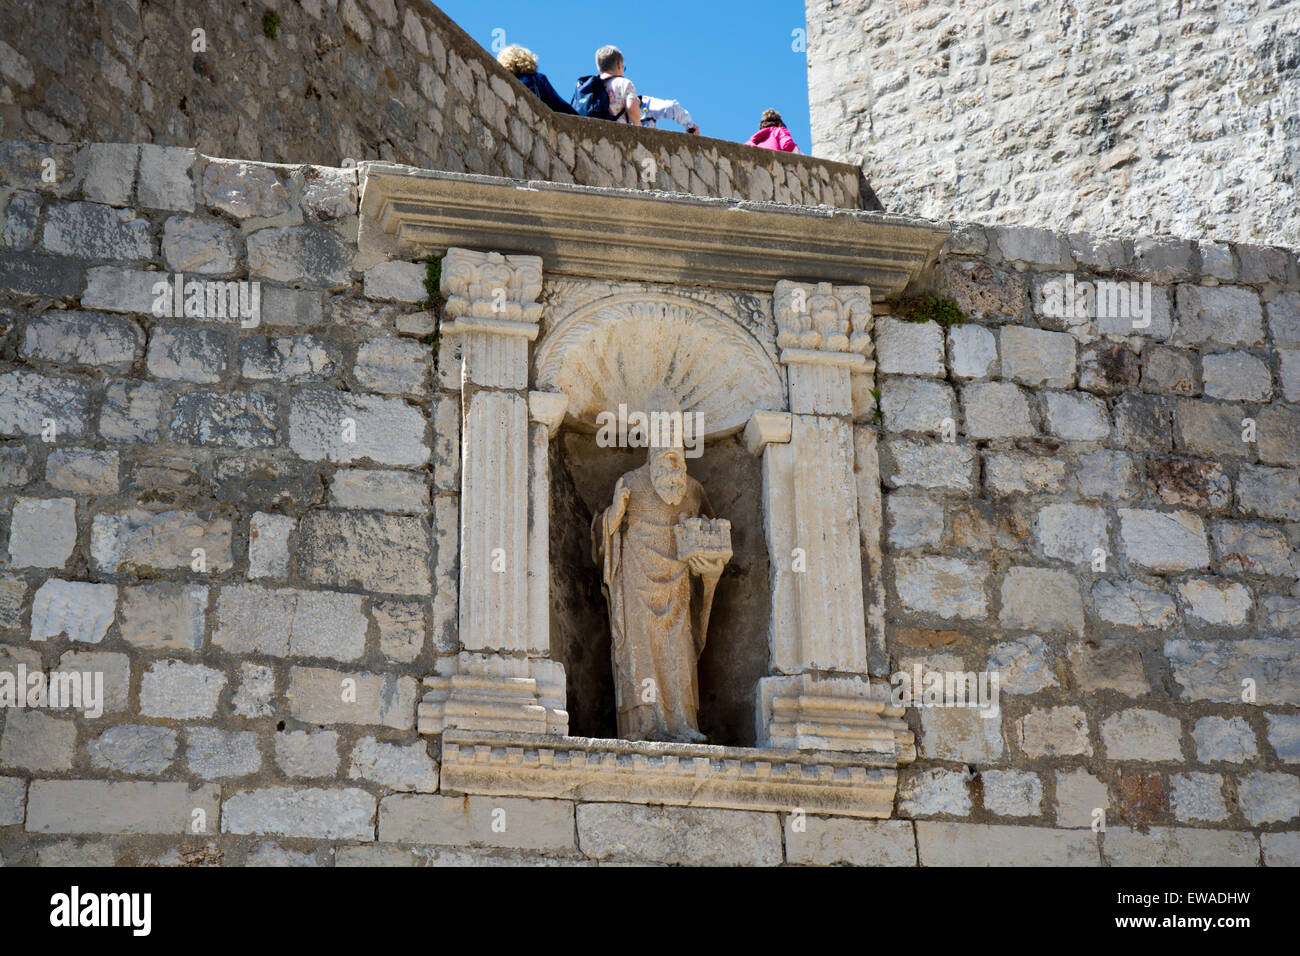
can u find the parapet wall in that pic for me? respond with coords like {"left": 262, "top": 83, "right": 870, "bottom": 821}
{"left": 0, "top": 0, "right": 863, "bottom": 208}
{"left": 0, "top": 139, "right": 1297, "bottom": 866}
{"left": 805, "top": 0, "right": 1300, "bottom": 246}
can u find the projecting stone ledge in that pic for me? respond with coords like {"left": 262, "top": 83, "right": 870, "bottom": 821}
{"left": 438, "top": 730, "right": 910, "bottom": 819}
{"left": 358, "top": 164, "right": 948, "bottom": 297}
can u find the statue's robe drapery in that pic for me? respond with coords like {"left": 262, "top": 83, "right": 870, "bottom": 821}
{"left": 592, "top": 464, "right": 717, "bottom": 742}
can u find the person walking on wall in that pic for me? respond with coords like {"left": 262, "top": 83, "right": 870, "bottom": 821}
{"left": 497, "top": 43, "right": 578, "bottom": 115}
{"left": 746, "top": 109, "right": 800, "bottom": 153}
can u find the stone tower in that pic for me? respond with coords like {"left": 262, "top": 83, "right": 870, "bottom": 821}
{"left": 805, "top": 0, "right": 1300, "bottom": 245}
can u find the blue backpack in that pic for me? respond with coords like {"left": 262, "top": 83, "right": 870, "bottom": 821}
{"left": 571, "top": 75, "right": 624, "bottom": 120}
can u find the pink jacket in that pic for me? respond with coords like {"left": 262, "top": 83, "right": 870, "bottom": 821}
{"left": 746, "top": 125, "right": 800, "bottom": 153}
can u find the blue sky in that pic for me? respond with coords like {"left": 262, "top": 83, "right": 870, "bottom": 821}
{"left": 433, "top": 0, "right": 813, "bottom": 152}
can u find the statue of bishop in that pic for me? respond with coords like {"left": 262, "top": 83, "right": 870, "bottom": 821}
{"left": 591, "top": 398, "right": 729, "bottom": 743}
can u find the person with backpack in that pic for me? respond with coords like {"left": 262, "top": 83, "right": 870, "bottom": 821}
{"left": 746, "top": 109, "right": 801, "bottom": 153}
{"left": 571, "top": 45, "right": 641, "bottom": 125}
{"left": 497, "top": 44, "right": 577, "bottom": 115}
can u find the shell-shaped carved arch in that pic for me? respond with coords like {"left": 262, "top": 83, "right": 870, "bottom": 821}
{"left": 534, "top": 293, "right": 786, "bottom": 437}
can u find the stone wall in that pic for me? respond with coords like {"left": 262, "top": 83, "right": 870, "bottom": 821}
{"left": 0, "top": 0, "right": 864, "bottom": 207}
{"left": 805, "top": 0, "right": 1300, "bottom": 246}
{"left": 0, "top": 138, "right": 1297, "bottom": 866}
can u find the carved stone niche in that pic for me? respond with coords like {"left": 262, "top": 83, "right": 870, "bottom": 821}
{"left": 358, "top": 167, "right": 950, "bottom": 819}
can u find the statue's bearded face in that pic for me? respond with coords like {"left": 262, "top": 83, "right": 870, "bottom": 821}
{"left": 650, "top": 450, "right": 688, "bottom": 505}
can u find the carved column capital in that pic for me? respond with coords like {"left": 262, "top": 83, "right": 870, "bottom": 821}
{"left": 441, "top": 248, "right": 544, "bottom": 389}
{"left": 773, "top": 280, "right": 877, "bottom": 415}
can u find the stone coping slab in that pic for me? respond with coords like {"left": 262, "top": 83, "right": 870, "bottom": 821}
{"left": 438, "top": 729, "right": 904, "bottom": 819}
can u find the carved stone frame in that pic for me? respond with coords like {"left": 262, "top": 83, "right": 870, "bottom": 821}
{"left": 358, "top": 166, "right": 949, "bottom": 818}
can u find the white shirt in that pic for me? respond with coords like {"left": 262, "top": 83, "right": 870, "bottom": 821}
{"left": 640, "top": 96, "right": 696, "bottom": 131}
{"left": 600, "top": 74, "right": 639, "bottom": 122}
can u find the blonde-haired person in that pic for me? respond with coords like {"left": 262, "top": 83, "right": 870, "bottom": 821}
{"left": 496, "top": 43, "right": 577, "bottom": 115}
{"left": 746, "top": 109, "right": 800, "bottom": 153}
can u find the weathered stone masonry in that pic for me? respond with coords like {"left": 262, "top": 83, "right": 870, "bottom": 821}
{"left": 0, "top": 137, "right": 1296, "bottom": 865}
{"left": 0, "top": 0, "right": 865, "bottom": 207}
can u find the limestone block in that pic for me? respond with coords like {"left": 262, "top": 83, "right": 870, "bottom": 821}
{"left": 98, "top": 381, "right": 164, "bottom": 442}
{"left": 161, "top": 215, "right": 238, "bottom": 274}
{"left": 947, "top": 323, "right": 998, "bottom": 378}
{"left": 21, "top": 310, "right": 143, "bottom": 367}
{"left": 1100, "top": 710, "right": 1183, "bottom": 761}
{"left": 296, "top": 511, "right": 431, "bottom": 596}
{"left": 240, "top": 335, "right": 338, "bottom": 380}
{"left": 983, "top": 451, "right": 1064, "bottom": 495}
{"left": 884, "top": 439, "right": 975, "bottom": 490}
{"left": 1142, "top": 347, "right": 1198, "bottom": 396}
{"left": 56, "top": 649, "right": 129, "bottom": 714}
{"left": 202, "top": 159, "right": 294, "bottom": 219}
{"left": 146, "top": 327, "right": 229, "bottom": 383}
{"left": 886, "top": 493, "right": 944, "bottom": 548}
{"left": 185, "top": 728, "right": 263, "bottom": 779}
{"left": 349, "top": 738, "right": 438, "bottom": 792}
{"left": 1000, "top": 326, "right": 1075, "bottom": 387}
{"left": 380, "top": 794, "right": 574, "bottom": 851}
{"left": 287, "top": 666, "right": 417, "bottom": 729}
{"left": 0, "top": 710, "right": 76, "bottom": 771}
{"left": 785, "top": 817, "right": 916, "bottom": 866}
{"left": 1043, "top": 391, "right": 1109, "bottom": 440}
{"left": 980, "top": 770, "right": 1042, "bottom": 817}
{"left": 91, "top": 508, "right": 233, "bottom": 572}
{"left": 1257, "top": 405, "right": 1300, "bottom": 466}
{"left": 992, "top": 226, "right": 1071, "bottom": 268}
{"left": 1118, "top": 509, "right": 1209, "bottom": 572}
{"left": 81, "top": 143, "right": 138, "bottom": 207}
{"left": 881, "top": 377, "right": 954, "bottom": 434}
{"left": 921, "top": 708, "right": 1003, "bottom": 761}
{"left": 81, "top": 265, "right": 161, "bottom": 314}
{"left": 1266, "top": 714, "right": 1300, "bottom": 764}
{"left": 575, "top": 803, "right": 778, "bottom": 865}
{"left": 275, "top": 731, "right": 341, "bottom": 778}
{"left": 289, "top": 389, "right": 430, "bottom": 466}
{"left": 222, "top": 787, "right": 375, "bottom": 840}
{"left": 248, "top": 512, "right": 292, "bottom": 579}
{"left": 894, "top": 556, "right": 988, "bottom": 620}
{"left": 46, "top": 448, "right": 118, "bottom": 494}
{"left": 353, "top": 337, "right": 429, "bottom": 396}
{"left": 1237, "top": 772, "right": 1300, "bottom": 825}
{"left": 1170, "top": 773, "right": 1227, "bottom": 823}
{"left": 1075, "top": 449, "right": 1137, "bottom": 499}
{"left": 918, "top": 822, "right": 1098, "bottom": 866}
{"left": 8, "top": 497, "right": 76, "bottom": 568}
{"left": 1178, "top": 578, "right": 1252, "bottom": 626}
{"left": 364, "top": 261, "right": 427, "bottom": 302}
{"left": 169, "top": 391, "right": 278, "bottom": 447}
{"left": 1102, "top": 827, "right": 1257, "bottom": 867}
{"left": 1237, "top": 466, "right": 1300, "bottom": 521}
{"left": 214, "top": 584, "right": 367, "bottom": 660}
{"left": 247, "top": 226, "right": 353, "bottom": 287}
{"left": 30, "top": 579, "right": 117, "bottom": 644}
{"left": 42, "top": 201, "right": 154, "bottom": 259}
{"left": 232, "top": 663, "right": 275, "bottom": 718}
{"left": 988, "top": 634, "right": 1057, "bottom": 693}
{"left": 1174, "top": 285, "right": 1263, "bottom": 347}
{"left": 1192, "top": 717, "right": 1257, "bottom": 764}
{"left": 1262, "top": 832, "right": 1300, "bottom": 867}
{"left": 1167, "top": 639, "right": 1299, "bottom": 705}
{"left": 1066, "top": 641, "right": 1149, "bottom": 696}
{"left": 874, "top": 317, "right": 944, "bottom": 376}
{"left": 1017, "top": 706, "right": 1090, "bottom": 757}
{"left": 961, "top": 381, "right": 1034, "bottom": 438}
{"left": 137, "top": 145, "right": 196, "bottom": 212}
{"left": 138, "top": 660, "right": 226, "bottom": 719}
{"left": 999, "top": 566, "right": 1083, "bottom": 634}
{"left": 374, "top": 599, "right": 426, "bottom": 663}
{"left": 1055, "top": 769, "right": 1109, "bottom": 828}
{"left": 1035, "top": 503, "right": 1106, "bottom": 564}
{"left": 0, "top": 777, "right": 27, "bottom": 825}
{"left": 118, "top": 583, "right": 208, "bottom": 651}
{"left": 897, "top": 767, "right": 973, "bottom": 817}
{"left": 26, "top": 780, "right": 220, "bottom": 835}
{"left": 1201, "top": 351, "right": 1271, "bottom": 401}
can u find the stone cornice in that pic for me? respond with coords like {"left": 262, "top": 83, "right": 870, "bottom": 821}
{"left": 359, "top": 164, "right": 949, "bottom": 296}
{"left": 439, "top": 730, "right": 906, "bottom": 819}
